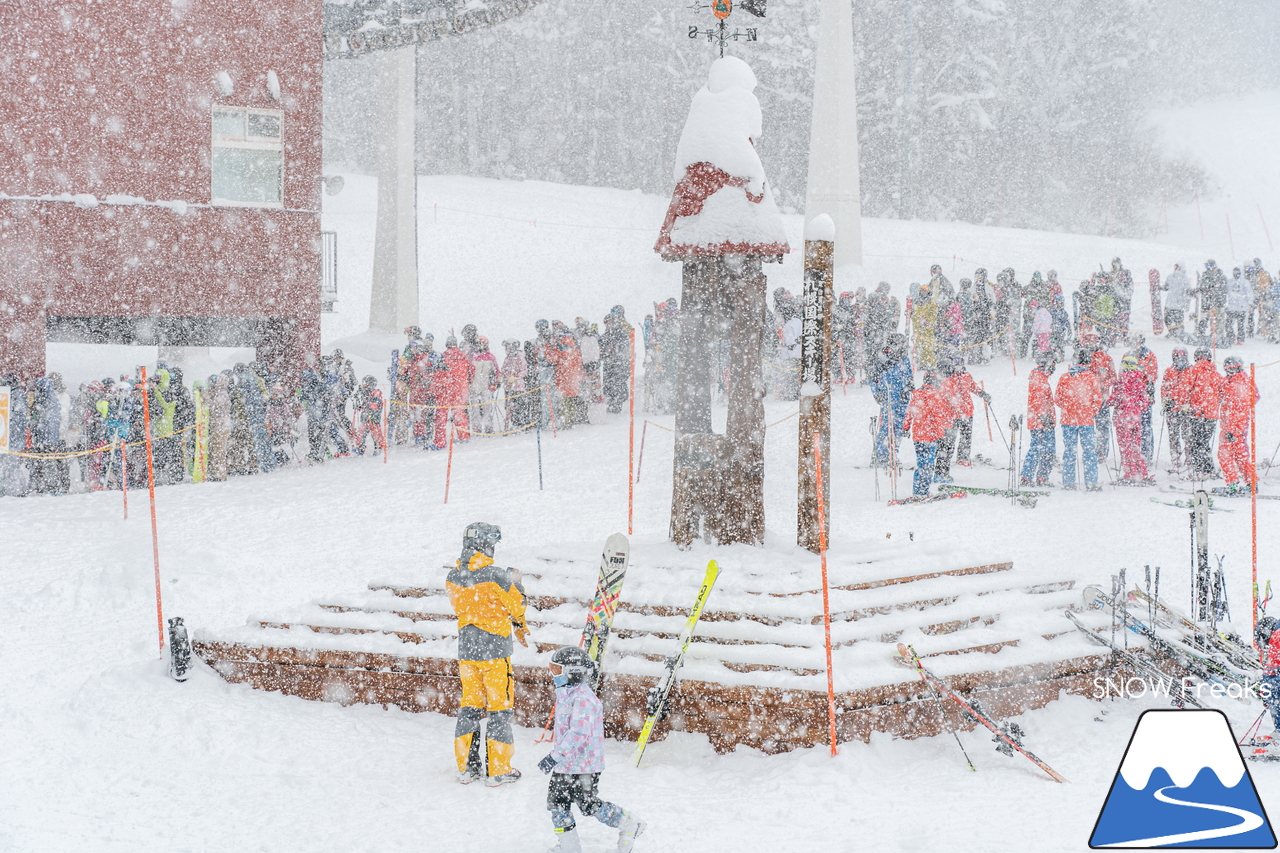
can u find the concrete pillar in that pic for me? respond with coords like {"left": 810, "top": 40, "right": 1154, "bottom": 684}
{"left": 369, "top": 45, "right": 418, "bottom": 334}
{"left": 806, "top": 0, "right": 862, "bottom": 268}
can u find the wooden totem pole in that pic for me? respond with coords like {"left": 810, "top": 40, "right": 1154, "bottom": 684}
{"left": 654, "top": 57, "right": 790, "bottom": 548}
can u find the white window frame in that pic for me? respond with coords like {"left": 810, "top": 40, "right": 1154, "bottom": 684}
{"left": 211, "top": 106, "right": 285, "bottom": 208}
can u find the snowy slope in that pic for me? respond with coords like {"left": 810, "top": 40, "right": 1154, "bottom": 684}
{"left": 12, "top": 93, "right": 1280, "bottom": 851}
{"left": 1148, "top": 88, "right": 1280, "bottom": 258}
{"left": 318, "top": 172, "right": 1214, "bottom": 347}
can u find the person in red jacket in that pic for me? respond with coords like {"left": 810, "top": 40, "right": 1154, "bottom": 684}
{"left": 406, "top": 337, "right": 442, "bottom": 448}
{"left": 1019, "top": 353, "right": 1057, "bottom": 486}
{"left": 433, "top": 336, "right": 476, "bottom": 448}
{"left": 1184, "top": 348, "right": 1223, "bottom": 478}
{"left": 1161, "top": 348, "right": 1192, "bottom": 473}
{"left": 1219, "top": 356, "right": 1259, "bottom": 493}
{"left": 902, "top": 372, "right": 954, "bottom": 497}
{"left": 1108, "top": 355, "right": 1153, "bottom": 484}
{"left": 544, "top": 323, "right": 587, "bottom": 428}
{"left": 1055, "top": 348, "right": 1104, "bottom": 490}
{"left": 934, "top": 359, "right": 990, "bottom": 483}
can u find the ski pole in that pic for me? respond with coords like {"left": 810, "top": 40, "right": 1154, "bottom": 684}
{"left": 986, "top": 399, "right": 1010, "bottom": 452}
{"left": 907, "top": 644, "right": 975, "bottom": 773}
{"left": 981, "top": 381, "right": 993, "bottom": 442}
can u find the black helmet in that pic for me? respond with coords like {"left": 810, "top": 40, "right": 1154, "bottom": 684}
{"left": 1224, "top": 356, "right": 1243, "bottom": 374}
{"left": 1257, "top": 616, "right": 1278, "bottom": 650}
{"left": 1194, "top": 348, "right": 1212, "bottom": 362}
{"left": 550, "top": 646, "right": 596, "bottom": 687}
{"left": 460, "top": 522, "right": 501, "bottom": 565}
{"left": 1206, "top": 260, "right": 1217, "bottom": 270}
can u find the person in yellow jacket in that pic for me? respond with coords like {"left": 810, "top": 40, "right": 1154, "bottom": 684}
{"left": 446, "top": 522, "right": 528, "bottom": 786}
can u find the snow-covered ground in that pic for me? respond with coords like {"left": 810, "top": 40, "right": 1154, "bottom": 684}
{"left": 14, "top": 90, "right": 1280, "bottom": 851}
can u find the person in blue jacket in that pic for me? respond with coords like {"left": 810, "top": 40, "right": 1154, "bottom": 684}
{"left": 868, "top": 332, "right": 914, "bottom": 468}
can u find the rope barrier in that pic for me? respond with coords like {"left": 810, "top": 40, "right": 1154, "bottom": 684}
{"left": 390, "top": 384, "right": 548, "bottom": 411}
{"left": 766, "top": 410, "right": 800, "bottom": 430}
{"left": 1082, "top": 315, "right": 1188, "bottom": 335}
{"left": 0, "top": 423, "right": 198, "bottom": 460}
{"left": 948, "top": 324, "right": 1011, "bottom": 351}
{"left": 644, "top": 420, "right": 674, "bottom": 432}
{"left": 468, "top": 420, "right": 539, "bottom": 438}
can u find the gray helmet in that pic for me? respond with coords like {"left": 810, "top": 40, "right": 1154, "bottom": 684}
{"left": 550, "top": 646, "right": 596, "bottom": 687}
{"left": 460, "top": 522, "right": 501, "bottom": 565}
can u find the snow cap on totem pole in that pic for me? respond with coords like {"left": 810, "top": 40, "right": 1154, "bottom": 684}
{"left": 805, "top": 213, "right": 835, "bottom": 243}
{"left": 654, "top": 56, "right": 791, "bottom": 259}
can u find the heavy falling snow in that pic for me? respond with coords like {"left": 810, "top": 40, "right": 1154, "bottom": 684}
{"left": 3, "top": 1, "right": 1280, "bottom": 851}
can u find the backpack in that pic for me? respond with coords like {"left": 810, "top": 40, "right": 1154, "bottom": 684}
{"left": 1095, "top": 294, "right": 1115, "bottom": 320}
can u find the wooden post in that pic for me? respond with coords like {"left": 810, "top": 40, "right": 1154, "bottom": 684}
{"left": 722, "top": 257, "right": 768, "bottom": 545}
{"left": 139, "top": 368, "right": 164, "bottom": 654}
{"left": 798, "top": 220, "right": 834, "bottom": 553}
{"left": 628, "top": 329, "right": 636, "bottom": 535}
{"left": 670, "top": 259, "right": 721, "bottom": 547}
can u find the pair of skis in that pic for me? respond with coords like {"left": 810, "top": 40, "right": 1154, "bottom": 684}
{"left": 896, "top": 643, "right": 1066, "bottom": 783}
{"left": 543, "top": 536, "right": 720, "bottom": 768}
{"left": 888, "top": 491, "right": 968, "bottom": 507}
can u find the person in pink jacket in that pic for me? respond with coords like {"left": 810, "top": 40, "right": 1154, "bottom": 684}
{"left": 1108, "top": 354, "right": 1153, "bottom": 484}
{"left": 539, "top": 647, "right": 644, "bottom": 852}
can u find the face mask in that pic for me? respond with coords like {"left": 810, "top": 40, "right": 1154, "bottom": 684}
{"left": 553, "top": 673, "right": 570, "bottom": 688}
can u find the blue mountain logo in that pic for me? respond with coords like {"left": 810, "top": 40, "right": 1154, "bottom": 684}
{"left": 1091, "top": 709, "right": 1276, "bottom": 848}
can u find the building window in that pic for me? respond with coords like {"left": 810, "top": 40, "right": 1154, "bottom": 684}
{"left": 211, "top": 107, "right": 283, "bottom": 206}
{"left": 321, "top": 231, "right": 338, "bottom": 313}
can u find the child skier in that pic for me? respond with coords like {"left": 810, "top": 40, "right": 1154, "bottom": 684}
{"left": 539, "top": 646, "right": 644, "bottom": 852}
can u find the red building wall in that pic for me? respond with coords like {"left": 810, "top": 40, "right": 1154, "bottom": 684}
{"left": 0, "top": 0, "right": 323, "bottom": 382}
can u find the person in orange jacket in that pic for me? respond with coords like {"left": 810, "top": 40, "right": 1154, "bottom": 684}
{"left": 1020, "top": 353, "right": 1057, "bottom": 486}
{"left": 1219, "top": 356, "right": 1259, "bottom": 493}
{"left": 902, "top": 371, "right": 954, "bottom": 497}
{"left": 934, "top": 359, "right": 990, "bottom": 484}
{"left": 1184, "top": 348, "right": 1223, "bottom": 478}
{"left": 433, "top": 336, "right": 476, "bottom": 448}
{"left": 446, "top": 522, "right": 528, "bottom": 786}
{"left": 1055, "top": 348, "right": 1104, "bottom": 490}
{"left": 1161, "top": 348, "right": 1192, "bottom": 472}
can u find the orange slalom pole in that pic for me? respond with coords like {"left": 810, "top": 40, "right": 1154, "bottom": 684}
{"left": 635, "top": 420, "right": 649, "bottom": 485}
{"left": 139, "top": 368, "right": 165, "bottom": 654}
{"left": 120, "top": 438, "right": 129, "bottom": 520}
{"left": 443, "top": 416, "right": 455, "bottom": 504}
{"left": 813, "top": 432, "right": 837, "bottom": 756}
{"left": 1252, "top": 363, "right": 1259, "bottom": 659}
{"left": 628, "top": 329, "right": 636, "bottom": 535}
{"left": 383, "top": 393, "right": 389, "bottom": 464}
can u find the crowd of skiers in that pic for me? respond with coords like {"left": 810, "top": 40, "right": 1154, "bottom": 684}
{"left": 864, "top": 256, "right": 1273, "bottom": 498}
{"left": 389, "top": 308, "right": 635, "bottom": 451}
{"left": 0, "top": 308, "right": 637, "bottom": 498}
{"left": 3, "top": 256, "right": 1274, "bottom": 500}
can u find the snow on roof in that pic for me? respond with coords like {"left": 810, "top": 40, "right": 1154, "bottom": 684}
{"left": 655, "top": 56, "right": 789, "bottom": 259}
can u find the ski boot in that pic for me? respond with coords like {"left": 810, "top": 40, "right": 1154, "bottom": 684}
{"left": 486, "top": 768, "right": 522, "bottom": 787}
{"left": 617, "top": 812, "right": 646, "bottom": 851}
{"left": 457, "top": 769, "right": 480, "bottom": 784}
{"left": 546, "top": 827, "right": 583, "bottom": 853}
